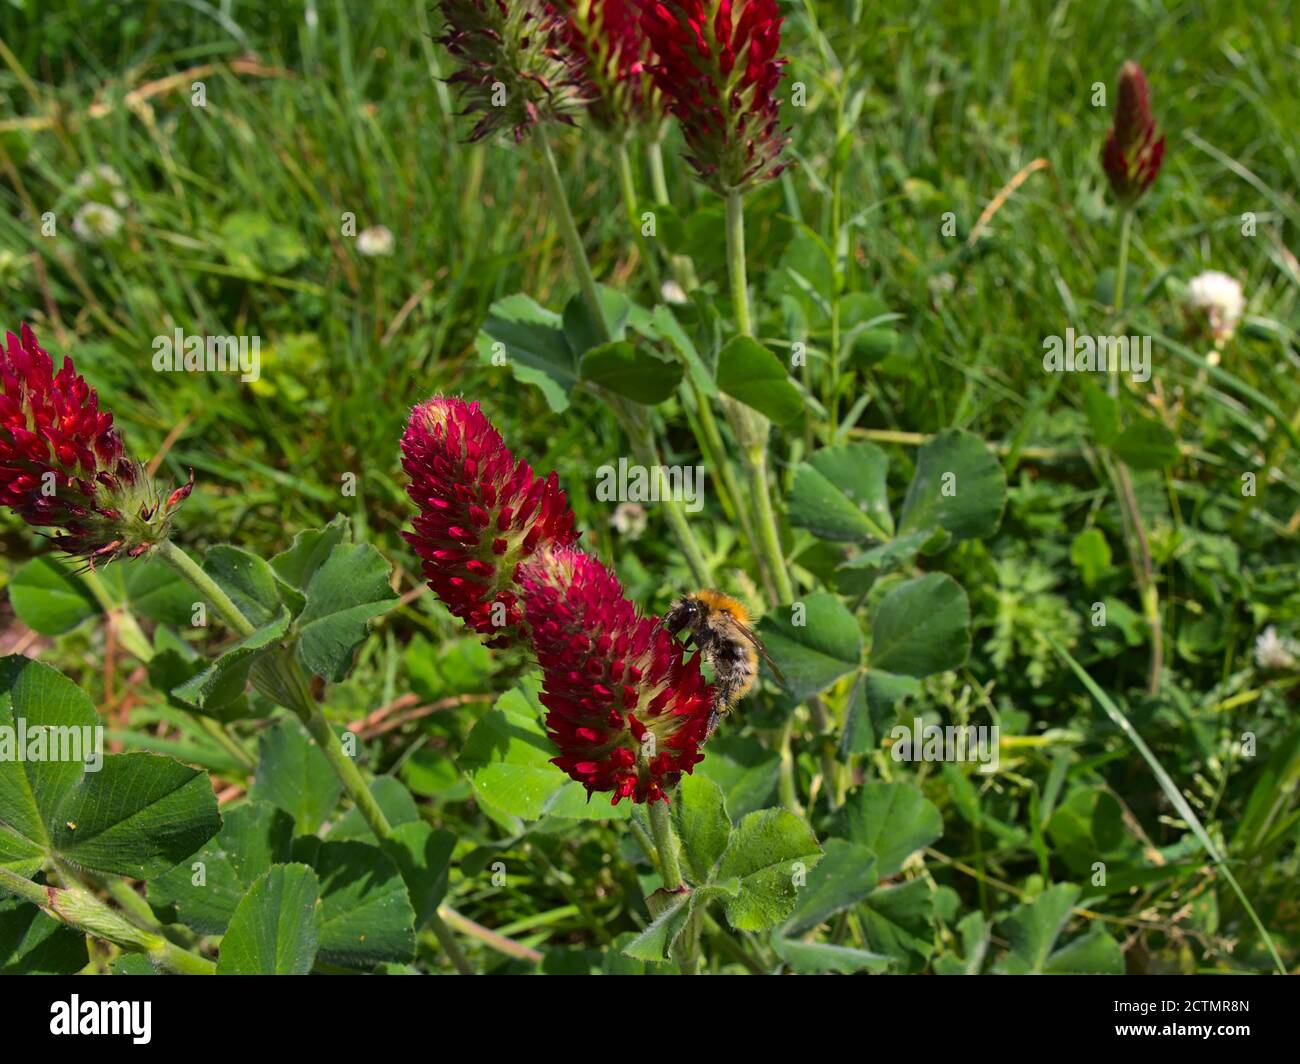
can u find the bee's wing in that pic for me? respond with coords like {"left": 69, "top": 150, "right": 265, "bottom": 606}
{"left": 734, "top": 621, "right": 788, "bottom": 685}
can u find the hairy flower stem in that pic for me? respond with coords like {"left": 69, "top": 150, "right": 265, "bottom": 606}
{"left": 724, "top": 190, "right": 793, "bottom": 605}
{"left": 1104, "top": 209, "right": 1162, "bottom": 694}
{"left": 0, "top": 864, "right": 215, "bottom": 974}
{"left": 157, "top": 541, "right": 476, "bottom": 974}
{"left": 647, "top": 800, "right": 683, "bottom": 891}
{"left": 536, "top": 127, "right": 711, "bottom": 586}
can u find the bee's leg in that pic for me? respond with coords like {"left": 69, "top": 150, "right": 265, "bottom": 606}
{"left": 705, "top": 706, "right": 721, "bottom": 740}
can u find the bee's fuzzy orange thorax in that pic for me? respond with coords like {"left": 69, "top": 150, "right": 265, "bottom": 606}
{"left": 694, "top": 589, "right": 750, "bottom": 622}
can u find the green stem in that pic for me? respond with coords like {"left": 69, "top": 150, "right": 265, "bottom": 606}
{"left": 159, "top": 542, "right": 474, "bottom": 974}
{"left": 0, "top": 866, "right": 215, "bottom": 974}
{"left": 723, "top": 189, "right": 794, "bottom": 605}
{"left": 725, "top": 190, "right": 753, "bottom": 336}
{"left": 536, "top": 124, "right": 609, "bottom": 342}
{"left": 1113, "top": 207, "right": 1134, "bottom": 321}
{"left": 157, "top": 540, "right": 255, "bottom": 637}
{"left": 616, "top": 139, "right": 661, "bottom": 292}
{"left": 647, "top": 800, "right": 683, "bottom": 891}
{"left": 81, "top": 568, "right": 154, "bottom": 660}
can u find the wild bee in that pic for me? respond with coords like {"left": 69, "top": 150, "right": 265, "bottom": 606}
{"left": 662, "top": 589, "right": 786, "bottom": 738}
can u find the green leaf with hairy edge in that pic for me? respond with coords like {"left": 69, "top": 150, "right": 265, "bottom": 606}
{"left": 834, "top": 781, "right": 942, "bottom": 878}
{"left": 716, "top": 336, "right": 804, "bottom": 425}
{"left": 756, "top": 592, "right": 862, "bottom": 702}
{"left": 621, "top": 887, "right": 692, "bottom": 962}
{"left": 0, "top": 656, "right": 221, "bottom": 879}
{"left": 869, "top": 573, "right": 970, "bottom": 678}
{"left": 170, "top": 607, "right": 292, "bottom": 711}
{"left": 579, "top": 339, "right": 683, "bottom": 404}
{"left": 715, "top": 809, "right": 822, "bottom": 932}
{"left": 839, "top": 670, "right": 921, "bottom": 757}
{"left": 771, "top": 936, "right": 891, "bottom": 974}
{"left": 563, "top": 286, "right": 630, "bottom": 354}
{"left": 147, "top": 627, "right": 252, "bottom": 724}
{"left": 671, "top": 773, "right": 731, "bottom": 884}
{"left": 270, "top": 514, "right": 351, "bottom": 590}
{"left": 248, "top": 719, "right": 343, "bottom": 834}
{"left": 203, "top": 545, "right": 285, "bottom": 628}
{"left": 992, "top": 883, "right": 1121, "bottom": 974}
{"left": 111, "top": 954, "right": 157, "bottom": 975}
{"left": 0, "top": 897, "right": 89, "bottom": 974}
{"left": 788, "top": 442, "right": 893, "bottom": 542}
{"left": 897, "top": 429, "right": 1006, "bottom": 541}
{"left": 783, "top": 839, "right": 878, "bottom": 935}
{"left": 648, "top": 305, "right": 717, "bottom": 394}
{"left": 477, "top": 295, "right": 576, "bottom": 413}
{"left": 50, "top": 753, "right": 222, "bottom": 879}
{"left": 148, "top": 801, "right": 295, "bottom": 935}
{"left": 296, "top": 543, "right": 399, "bottom": 682}
{"left": 457, "top": 682, "right": 630, "bottom": 821}
{"left": 859, "top": 877, "right": 934, "bottom": 968}
{"left": 312, "top": 841, "right": 416, "bottom": 968}
{"left": 838, "top": 529, "right": 948, "bottom": 574}
{"left": 1111, "top": 417, "right": 1180, "bottom": 470}
{"left": 9, "top": 557, "right": 98, "bottom": 634}
{"left": 383, "top": 822, "right": 456, "bottom": 925}
{"left": 216, "top": 864, "right": 321, "bottom": 975}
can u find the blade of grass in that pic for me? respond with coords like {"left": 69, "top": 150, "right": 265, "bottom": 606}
{"left": 1051, "top": 639, "right": 1286, "bottom": 974}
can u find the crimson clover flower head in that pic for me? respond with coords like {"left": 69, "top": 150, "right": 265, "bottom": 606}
{"left": 559, "top": 0, "right": 663, "bottom": 135}
{"left": 641, "top": 0, "right": 789, "bottom": 194}
{"left": 0, "top": 324, "right": 191, "bottom": 564}
{"left": 1100, "top": 60, "right": 1165, "bottom": 207}
{"left": 520, "top": 546, "right": 714, "bottom": 805}
{"left": 401, "top": 396, "right": 579, "bottom": 647}
{"left": 437, "top": 0, "right": 589, "bottom": 142}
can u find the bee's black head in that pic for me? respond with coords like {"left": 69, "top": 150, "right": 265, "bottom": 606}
{"left": 662, "top": 596, "right": 702, "bottom": 637}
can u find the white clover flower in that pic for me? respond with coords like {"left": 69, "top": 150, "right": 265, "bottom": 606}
{"left": 660, "top": 279, "right": 688, "bottom": 305}
{"left": 1184, "top": 270, "right": 1245, "bottom": 345}
{"left": 1254, "top": 626, "right": 1298, "bottom": 671}
{"left": 74, "top": 164, "right": 130, "bottom": 209}
{"left": 71, "top": 202, "right": 124, "bottom": 243}
{"left": 356, "top": 225, "right": 395, "bottom": 257}
{"left": 609, "top": 501, "right": 648, "bottom": 540}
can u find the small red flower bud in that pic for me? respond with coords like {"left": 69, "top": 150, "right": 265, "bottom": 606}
{"left": 0, "top": 325, "right": 189, "bottom": 563}
{"left": 1100, "top": 61, "right": 1165, "bottom": 207}
{"left": 520, "top": 546, "right": 713, "bottom": 805}
{"left": 401, "top": 397, "right": 579, "bottom": 646}
{"left": 641, "top": 0, "right": 790, "bottom": 193}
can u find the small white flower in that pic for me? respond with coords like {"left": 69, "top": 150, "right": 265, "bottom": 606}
{"left": 660, "top": 279, "right": 688, "bottom": 305}
{"left": 1184, "top": 270, "right": 1245, "bottom": 344}
{"left": 609, "top": 502, "right": 648, "bottom": 540}
{"left": 74, "top": 163, "right": 123, "bottom": 191}
{"left": 71, "top": 202, "right": 124, "bottom": 243}
{"left": 356, "top": 225, "right": 395, "bottom": 257}
{"left": 1254, "top": 626, "right": 1298, "bottom": 671}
